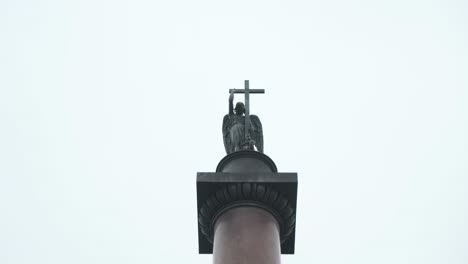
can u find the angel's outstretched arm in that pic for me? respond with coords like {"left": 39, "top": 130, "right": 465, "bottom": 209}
{"left": 229, "top": 89, "right": 235, "bottom": 115}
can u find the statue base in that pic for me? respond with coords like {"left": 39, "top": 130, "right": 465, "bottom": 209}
{"left": 196, "top": 150, "right": 298, "bottom": 255}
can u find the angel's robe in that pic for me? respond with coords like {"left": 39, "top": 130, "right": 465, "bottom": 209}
{"left": 227, "top": 114, "right": 245, "bottom": 153}
{"left": 223, "top": 113, "right": 263, "bottom": 154}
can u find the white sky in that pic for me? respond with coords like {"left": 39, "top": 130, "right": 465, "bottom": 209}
{"left": 1, "top": 0, "right": 467, "bottom": 263}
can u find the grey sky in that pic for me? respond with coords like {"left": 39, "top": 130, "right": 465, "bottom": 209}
{"left": 1, "top": 0, "right": 467, "bottom": 263}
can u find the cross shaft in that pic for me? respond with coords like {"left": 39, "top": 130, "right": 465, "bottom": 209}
{"left": 229, "top": 80, "right": 265, "bottom": 146}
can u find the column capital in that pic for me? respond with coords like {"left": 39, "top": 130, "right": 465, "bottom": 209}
{"left": 197, "top": 172, "right": 298, "bottom": 254}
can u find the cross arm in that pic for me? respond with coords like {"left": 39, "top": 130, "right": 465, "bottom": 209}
{"left": 229, "top": 89, "right": 265, "bottom": 94}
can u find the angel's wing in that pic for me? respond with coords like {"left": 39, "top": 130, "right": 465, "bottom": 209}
{"left": 250, "top": 115, "right": 263, "bottom": 153}
{"left": 222, "top": 114, "right": 232, "bottom": 154}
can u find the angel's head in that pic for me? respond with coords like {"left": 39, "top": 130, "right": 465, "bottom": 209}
{"left": 235, "top": 102, "right": 245, "bottom": 116}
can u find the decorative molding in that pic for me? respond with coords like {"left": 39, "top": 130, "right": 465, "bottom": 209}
{"left": 199, "top": 183, "right": 295, "bottom": 244}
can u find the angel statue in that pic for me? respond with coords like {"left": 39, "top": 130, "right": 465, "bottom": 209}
{"left": 222, "top": 89, "right": 263, "bottom": 154}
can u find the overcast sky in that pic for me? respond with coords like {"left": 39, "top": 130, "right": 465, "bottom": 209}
{"left": 1, "top": 0, "right": 467, "bottom": 263}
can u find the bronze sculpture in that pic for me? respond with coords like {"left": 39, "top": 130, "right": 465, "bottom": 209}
{"left": 222, "top": 81, "right": 263, "bottom": 154}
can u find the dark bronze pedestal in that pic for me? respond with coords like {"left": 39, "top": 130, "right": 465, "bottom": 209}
{"left": 196, "top": 150, "right": 298, "bottom": 264}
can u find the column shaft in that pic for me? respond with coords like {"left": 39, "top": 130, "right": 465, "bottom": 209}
{"left": 213, "top": 207, "right": 281, "bottom": 264}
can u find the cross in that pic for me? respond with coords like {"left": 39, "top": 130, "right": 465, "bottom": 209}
{"left": 229, "top": 80, "right": 265, "bottom": 144}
